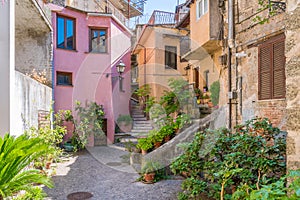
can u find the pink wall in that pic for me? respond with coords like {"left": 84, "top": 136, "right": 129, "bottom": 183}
{"left": 52, "top": 6, "right": 132, "bottom": 145}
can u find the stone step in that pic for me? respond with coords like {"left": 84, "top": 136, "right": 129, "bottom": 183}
{"left": 133, "top": 120, "right": 152, "bottom": 124}
{"left": 133, "top": 117, "right": 147, "bottom": 121}
{"left": 132, "top": 114, "right": 145, "bottom": 118}
{"left": 132, "top": 126, "right": 153, "bottom": 130}
{"left": 130, "top": 132, "right": 149, "bottom": 138}
{"left": 131, "top": 129, "right": 150, "bottom": 133}
{"left": 120, "top": 137, "right": 138, "bottom": 143}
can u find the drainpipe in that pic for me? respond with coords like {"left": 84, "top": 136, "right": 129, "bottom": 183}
{"left": 228, "top": 0, "right": 234, "bottom": 129}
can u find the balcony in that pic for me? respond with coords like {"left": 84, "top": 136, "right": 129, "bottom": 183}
{"left": 183, "top": 0, "right": 222, "bottom": 60}
{"left": 148, "top": 10, "right": 176, "bottom": 26}
{"left": 108, "top": 0, "right": 146, "bottom": 18}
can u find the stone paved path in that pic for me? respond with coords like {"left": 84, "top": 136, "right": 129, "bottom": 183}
{"left": 44, "top": 147, "right": 182, "bottom": 200}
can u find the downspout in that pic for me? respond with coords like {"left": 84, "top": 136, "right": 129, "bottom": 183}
{"left": 228, "top": 0, "right": 234, "bottom": 129}
{"left": 51, "top": 31, "right": 55, "bottom": 129}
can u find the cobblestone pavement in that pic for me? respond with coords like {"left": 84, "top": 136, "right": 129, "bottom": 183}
{"left": 44, "top": 147, "right": 182, "bottom": 200}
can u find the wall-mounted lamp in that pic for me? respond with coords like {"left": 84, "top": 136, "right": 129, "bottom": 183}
{"left": 117, "top": 60, "right": 126, "bottom": 92}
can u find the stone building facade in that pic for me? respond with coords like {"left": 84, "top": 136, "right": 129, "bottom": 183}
{"left": 285, "top": 0, "right": 300, "bottom": 170}
{"left": 221, "top": 0, "right": 287, "bottom": 129}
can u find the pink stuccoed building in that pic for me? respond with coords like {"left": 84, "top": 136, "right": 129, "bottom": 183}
{"left": 49, "top": 1, "right": 145, "bottom": 145}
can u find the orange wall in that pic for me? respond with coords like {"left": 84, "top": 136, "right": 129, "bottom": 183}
{"left": 190, "top": 2, "right": 210, "bottom": 50}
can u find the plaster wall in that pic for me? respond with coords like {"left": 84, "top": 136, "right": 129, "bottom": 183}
{"left": 52, "top": 7, "right": 131, "bottom": 145}
{"left": 14, "top": 71, "right": 52, "bottom": 136}
{"left": 0, "top": 1, "right": 14, "bottom": 136}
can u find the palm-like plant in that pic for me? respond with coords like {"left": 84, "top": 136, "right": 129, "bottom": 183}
{"left": 0, "top": 133, "right": 54, "bottom": 199}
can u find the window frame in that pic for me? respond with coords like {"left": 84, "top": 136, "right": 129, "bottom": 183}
{"left": 56, "top": 15, "right": 76, "bottom": 50}
{"left": 89, "top": 28, "right": 108, "bottom": 53}
{"left": 258, "top": 34, "right": 286, "bottom": 100}
{"left": 196, "top": 0, "right": 208, "bottom": 20}
{"left": 56, "top": 71, "right": 73, "bottom": 86}
{"left": 165, "top": 45, "right": 177, "bottom": 70}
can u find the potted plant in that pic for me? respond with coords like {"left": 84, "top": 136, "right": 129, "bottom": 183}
{"left": 203, "top": 94, "right": 210, "bottom": 103}
{"left": 117, "top": 115, "right": 133, "bottom": 133}
{"left": 136, "top": 138, "right": 153, "bottom": 155}
{"left": 148, "top": 130, "right": 164, "bottom": 149}
{"left": 141, "top": 161, "right": 161, "bottom": 183}
{"left": 194, "top": 88, "right": 203, "bottom": 98}
{"left": 160, "top": 125, "right": 174, "bottom": 142}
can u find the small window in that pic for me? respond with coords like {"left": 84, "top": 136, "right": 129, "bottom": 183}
{"left": 165, "top": 46, "right": 177, "bottom": 69}
{"left": 197, "top": 0, "right": 208, "bottom": 19}
{"left": 258, "top": 34, "right": 285, "bottom": 100}
{"left": 57, "top": 15, "right": 76, "bottom": 50}
{"left": 56, "top": 72, "right": 72, "bottom": 86}
{"left": 90, "top": 29, "right": 107, "bottom": 53}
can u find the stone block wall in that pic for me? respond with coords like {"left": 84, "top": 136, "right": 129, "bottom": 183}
{"left": 285, "top": 0, "right": 300, "bottom": 170}
{"left": 226, "top": 0, "right": 287, "bottom": 128}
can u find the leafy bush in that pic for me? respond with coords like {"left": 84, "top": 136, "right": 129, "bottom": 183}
{"left": 117, "top": 115, "right": 133, "bottom": 126}
{"left": 136, "top": 138, "right": 153, "bottom": 151}
{"left": 0, "top": 134, "right": 53, "bottom": 199}
{"left": 171, "top": 118, "right": 286, "bottom": 200}
{"left": 210, "top": 81, "right": 220, "bottom": 106}
{"left": 73, "top": 101, "right": 105, "bottom": 150}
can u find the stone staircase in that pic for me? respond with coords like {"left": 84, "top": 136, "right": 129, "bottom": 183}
{"left": 114, "top": 101, "right": 153, "bottom": 144}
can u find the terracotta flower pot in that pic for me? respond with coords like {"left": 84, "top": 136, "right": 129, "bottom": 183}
{"left": 141, "top": 149, "right": 147, "bottom": 155}
{"left": 144, "top": 173, "right": 155, "bottom": 182}
{"left": 164, "top": 135, "right": 171, "bottom": 142}
{"left": 154, "top": 142, "right": 162, "bottom": 149}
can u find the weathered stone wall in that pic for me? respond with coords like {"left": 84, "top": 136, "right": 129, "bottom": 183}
{"left": 285, "top": 0, "right": 300, "bottom": 170}
{"left": 228, "top": 0, "right": 287, "bottom": 128}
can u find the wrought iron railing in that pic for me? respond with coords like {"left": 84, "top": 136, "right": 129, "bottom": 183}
{"left": 148, "top": 10, "right": 176, "bottom": 25}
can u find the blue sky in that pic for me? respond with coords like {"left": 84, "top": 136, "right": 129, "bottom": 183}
{"left": 143, "top": 0, "right": 186, "bottom": 15}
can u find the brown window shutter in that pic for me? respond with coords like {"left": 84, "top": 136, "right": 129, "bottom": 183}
{"left": 258, "top": 44, "right": 272, "bottom": 100}
{"left": 273, "top": 39, "right": 286, "bottom": 98}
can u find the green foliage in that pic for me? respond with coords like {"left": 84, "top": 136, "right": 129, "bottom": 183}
{"left": 171, "top": 118, "right": 286, "bottom": 199}
{"left": 73, "top": 101, "right": 105, "bottom": 151}
{"left": 194, "top": 88, "right": 203, "bottom": 97}
{"left": 210, "top": 81, "right": 220, "bottom": 106}
{"left": 141, "top": 161, "right": 162, "bottom": 174}
{"left": 173, "top": 114, "right": 191, "bottom": 130}
{"left": 117, "top": 115, "right": 132, "bottom": 126}
{"left": 145, "top": 96, "right": 156, "bottom": 114}
{"left": 0, "top": 134, "right": 53, "bottom": 199}
{"left": 160, "top": 91, "right": 179, "bottom": 116}
{"left": 253, "top": 0, "right": 278, "bottom": 24}
{"left": 148, "top": 129, "right": 165, "bottom": 143}
{"left": 178, "top": 177, "right": 207, "bottom": 200}
{"left": 25, "top": 110, "right": 68, "bottom": 165}
{"left": 134, "top": 84, "right": 151, "bottom": 109}
{"left": 136, "top": 138, "right": 153, "bottom": 151}
{"left": 160, "top": 78, "right": 191, "bottom": 116}
{"left": 14, "top": 186, "right": 47, "bottom": 200}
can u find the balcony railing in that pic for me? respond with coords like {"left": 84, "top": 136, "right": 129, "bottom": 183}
{"left": 126, "top": 0, "right": 146, "bottom": 13}
{"left": 148, "top": 10, "right": 176, "bottom": 25}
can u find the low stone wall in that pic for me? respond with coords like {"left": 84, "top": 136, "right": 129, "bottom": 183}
{"left": 142, "top": 114, "right": 212, "bottom": 169}
{"left": 14, "top": 71, "right": 52, "bottom": 136}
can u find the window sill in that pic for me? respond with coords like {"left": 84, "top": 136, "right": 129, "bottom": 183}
{"left": 56, "top": 48, "right": 78, "bottom": 52}
{"left": 257, "top": 98, "right": 286, "bottom": 102}
{"left": 165, "top": 67, "right": 177, "bottom": 70}
{"left": 84, "top": 51, "right": 109, "bottom": 54}
{"left": 56, "top": 84, "right": 73, "bottom": 87}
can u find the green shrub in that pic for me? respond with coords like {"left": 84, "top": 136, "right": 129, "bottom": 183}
{"left": 136, "top": 138, "right": 153, "bottom": 151}
{"left": 117, "top": 115, "right": 133, "bottom": 126}
{"left": 210, "top": 80, "right": 220, "bottom": 106}
{"left": 0, "top": 134, "right": 53, "bottom": 199}
{"left": 171, "top": 118, "right": 286, "bottom": 200}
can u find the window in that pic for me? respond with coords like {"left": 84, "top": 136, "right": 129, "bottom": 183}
{"left": 57, "top": 15, "right": 76, "bottom": 50}
{"left": 204, "top": 70, "right": 209, "bottom": 89}
{"left": 197, "top": 0, "right": 208, "bottom": 19}
{"left": 90, "top": 29, "right": 107, "bottom": 53}
{"left": 56, "top": 71, "right": 72, "bottom": 86}
{"left": 258, "top": 34, "right": 285, "bottom": 100}
{"left": 165, "top": 46, "right": 177, "bottom": 69}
